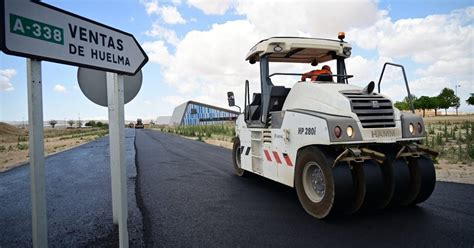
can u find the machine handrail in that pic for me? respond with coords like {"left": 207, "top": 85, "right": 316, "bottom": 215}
{"left": 268, "top": 72, "right": 354, "bottom": 79}
{"left": 377, "top": 62, "right": 415, "bottom": 113}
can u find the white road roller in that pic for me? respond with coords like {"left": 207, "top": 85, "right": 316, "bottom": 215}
{"left": 227, "top": 33, "right": 438, "bottom": 219}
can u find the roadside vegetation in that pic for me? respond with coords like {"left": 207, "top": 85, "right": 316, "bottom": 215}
{"left": 0, "top": 122, "right": 108, "bottom": 172}
{"left": 157, "top": 124, "right": 235, "bottom": 143}
{"left": 422, "top": 120, "right": 474, "bottom": 164}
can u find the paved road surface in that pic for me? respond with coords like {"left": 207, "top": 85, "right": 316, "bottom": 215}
{"left": 0, "top": 129, "right": 142, "bottom": 247}
{"left": 136, "top": 129, "right": 474, "bottom": 248}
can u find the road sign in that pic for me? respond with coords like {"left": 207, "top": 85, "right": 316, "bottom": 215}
{"left": 78, "top": 67, "right": 142, "bottom": 107}
{"left": 0, "top": 0, "right": 148, "bottom": 75}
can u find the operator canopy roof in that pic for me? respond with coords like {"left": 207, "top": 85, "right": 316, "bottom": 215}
{"left": 246, "top": 37, "right": 352, "bottom": 64}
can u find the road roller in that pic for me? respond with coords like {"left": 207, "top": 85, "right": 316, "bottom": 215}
{"left": 227, "top": 33, "right": 439, "bottom": 219}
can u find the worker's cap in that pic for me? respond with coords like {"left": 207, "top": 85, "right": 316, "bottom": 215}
{"left": 322, "top": 65, "right": 331, "bottom": 70}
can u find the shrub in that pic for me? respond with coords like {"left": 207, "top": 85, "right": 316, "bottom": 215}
{"left": 17, "top": 143, "right": 29, "bottom": 150}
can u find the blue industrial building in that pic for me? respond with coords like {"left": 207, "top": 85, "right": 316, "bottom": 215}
{"left": 170, "top": 101, "right": 239, "bottom": 126}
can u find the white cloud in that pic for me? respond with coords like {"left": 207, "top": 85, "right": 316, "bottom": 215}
{"left": 160, "top": 6, "right": 186, "bottom": 24}
{"left": 159, "top": 20, "right": 262, "bottom": 107}
{"left": 53, "top": 84, "right": 67, "bottom": 93}
{"left": 0, "top": 68, "right": 16, "bottom": 91}
{"left": 163, "top": 95, "right": 186, "bottom": 105}
{"left": 187, "top": 0, "right": 233, "bottom": 15}
{"left": 172, "top": 0, "right": 182, "bottom": 5}
{"left": 143, "top": 2, "right": 473, "bottom": 112}
{"left": 415, "top": 57, "right": 474, "bottom": 81}
{"left": 146, "top": 0, "right": 386, "bottom": 108}
{"left": 140, "top": 0, "right": 186, "bottom": 24}
{"left": 142, "top": 40, "right": 173, "bottom": 65}
{"left": 141, "top": 0, "right": 159, "bottom": 15}
{"left": 349, "top": 6, "right": 474, "bottom": 106}
{"left": 350, "top": 7, "right": 474, "bottom": 64}
{"left": 236, "top": 0, "right": 383, "bottom": 37}
{"left": 145, "top": 22, "right": 180, "bottom": 46}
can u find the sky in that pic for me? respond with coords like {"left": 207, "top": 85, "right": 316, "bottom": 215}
{"left": 1, "top": 0, "right": 473, "bottom": 122}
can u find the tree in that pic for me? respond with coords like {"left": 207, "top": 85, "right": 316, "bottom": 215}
{"left": 437, "top": 88, "right": 460, "bottom": 116}
{"left": 49, "top": 120, "right": 57, "bottom": 128}
{"left": 67, "top": 120, "right": 74, "bottom": 128}
{"left": 394, "top": 94, "right": 416, "bottom": 112}
{"left": 405, "top": 94, "right": 417, "bottom": 111}
{"left": 394, "top": 101, "right": 409, "bottom": 111}
{"left": 467, "top": 94, "right": 474, "bottom": 105}
{"left": 430, "top": 96, "right": 441, "bottom": 116}
{"left": 414, "top": 96, "right": 435, "bottom": 117}
{"left": 85, "top": 120, "right": 96, "bottom": 127}
{"left": 76, "top": 119, "right": 83, "bottom": 128}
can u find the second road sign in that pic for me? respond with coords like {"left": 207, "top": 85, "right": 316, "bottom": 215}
{"left": 0, "top": 0, "right": 148, "bottom": 75}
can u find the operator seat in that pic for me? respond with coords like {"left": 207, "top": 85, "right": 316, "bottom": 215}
{"left": 248, "top": 93, "right": 261, "bottom": 121}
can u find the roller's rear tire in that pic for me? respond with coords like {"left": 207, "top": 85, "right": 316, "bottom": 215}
{"left": 232, "top": 137, "right": 246, "bottom": 177}
{"left": 295, "top": 147, "right": 353, "bottom": 219}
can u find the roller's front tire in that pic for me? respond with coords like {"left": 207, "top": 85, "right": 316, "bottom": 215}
{"left": 295, "top": 147, "right": 353, "bottom": 219}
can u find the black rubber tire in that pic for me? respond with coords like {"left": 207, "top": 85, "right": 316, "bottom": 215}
{"left": 400, "top": 155, "right": 436, "bottom": 206}
{"left": 332, "top": 162, "right": 355, "bottom": 213}
{"left": 346, "top": 163, "right": 365, "bottom": 214}
{"left": 378, "top": 158, "right": 411, "bottom": 208}
{"left": 347, "top": 160, "right": 384, "bottom": 213}
{"left": 295, "top": 147, "right": 353, "bottom": 219}
{"left": 232, "top": 137, "right": 245, "bottom": 177}
{"left": 361, "top": 160, "right": 385, "bottom": 209}
{"left": 410, "top": 155, "right": 436, "bottom": 204}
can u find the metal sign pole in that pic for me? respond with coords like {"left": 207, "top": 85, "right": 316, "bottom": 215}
{"left": 27, "top": 58, "right": 48, "bottom": 247}
{"left": 107, "top": 72, "right": 129, "bottom": 247}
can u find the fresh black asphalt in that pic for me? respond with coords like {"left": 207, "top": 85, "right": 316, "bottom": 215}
{"left": 1, "top": 128, "right": 473, "bottom": 247}
{"left": 135, "top": 129, "right": 474, "bottom": 248}
{"left": 0, "top": 129, "right": 143, "bottom": 247}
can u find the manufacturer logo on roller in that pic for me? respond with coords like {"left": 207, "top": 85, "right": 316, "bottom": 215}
{"left": 372, "top": 100, "right": 380, "bottom": 108}
{"left": 371, "top": 129, "right": 396, "bottom": 138}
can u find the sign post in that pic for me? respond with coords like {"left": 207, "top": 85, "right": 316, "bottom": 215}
{"left": 1, "top": 1, "right": 148, "bottom": 247}
{"left": 27, "top": 58, "right": 48, "bottom": 248}
{"left": 107, "top": 72, "right": 128, "bottom": 247}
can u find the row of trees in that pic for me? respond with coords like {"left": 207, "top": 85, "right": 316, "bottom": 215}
{"left": 48, "top": 119, "right": 106, "bottom": 128}
{"left": 394, "top": 88, "right": 472, "bottom": 117}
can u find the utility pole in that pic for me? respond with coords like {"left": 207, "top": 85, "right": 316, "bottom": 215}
{"left": 455, "top": 84, "right": 461, "bottom": 116}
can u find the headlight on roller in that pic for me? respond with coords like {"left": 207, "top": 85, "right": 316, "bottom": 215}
{"left": 346, "top": 126, "right": 354, "bottom": 138}
{"left": 409, "top": 123, "right": 415, "bottom": 135}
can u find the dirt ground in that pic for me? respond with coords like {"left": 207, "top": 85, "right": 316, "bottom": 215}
{"left": 0, "top": 123, "right": 107, "bottom": 172}
{"left": 421, "top": 114, "right": 474, "bottom": 124}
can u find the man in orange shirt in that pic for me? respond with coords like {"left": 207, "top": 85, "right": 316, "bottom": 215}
{"left": 301, "top": 65, "right": 333, "bottom": 82}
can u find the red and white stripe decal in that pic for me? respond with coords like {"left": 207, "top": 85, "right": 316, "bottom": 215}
{"left": 272, "top": 151, "right": 282, "bottom": 164}
{"left": 263, "top": 149, "right": 272, "bottom": 161}
{"left": 283, "top": 153, "right": 293, "bottom": 167}
{"left": 263, "top": 150, "right": 293, "bottom": 167}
